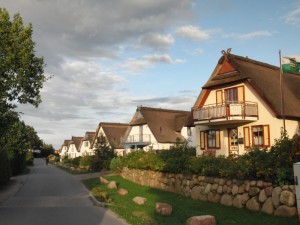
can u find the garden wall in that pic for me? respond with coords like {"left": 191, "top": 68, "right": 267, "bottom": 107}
{"left": 120, "top": 167, "right": 298, "bottom": 217}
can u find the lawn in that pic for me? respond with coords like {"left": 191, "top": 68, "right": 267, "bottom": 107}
{"left": 83, "top": 175, "right": 299, "bottom": 225}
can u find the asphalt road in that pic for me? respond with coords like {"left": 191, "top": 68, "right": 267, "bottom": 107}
{"left": 0, "top": 158, "right": 128, "bottom": 225}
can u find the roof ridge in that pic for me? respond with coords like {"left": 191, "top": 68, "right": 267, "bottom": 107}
{"left": 139, "top": 106, "right": 189, "bottom": 113}
{"left": 229, "top": 53, "right": 279, "bottom": 71}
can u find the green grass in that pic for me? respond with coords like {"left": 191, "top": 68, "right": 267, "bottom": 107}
{"left": 83, "top": 176, "right": 299, "bottom": 225}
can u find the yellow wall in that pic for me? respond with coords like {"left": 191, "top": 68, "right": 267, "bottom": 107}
{"left": 195, "top": 82, "right": 299, "bottom": 156}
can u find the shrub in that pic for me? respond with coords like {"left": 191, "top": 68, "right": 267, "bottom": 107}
{"left": 48, "top": 154, "right": 60, "bottom": 163}
{"left": 26, "top": 150, "right": 34, "bottom": 166}
{"left": 110, "top": 157, "right": 123, "bottom": 172}
{"left": 91, "top": 187, "right": 112, "bottom": 203}
{"left": 71, "top": 156, "right": 81, "bottom": 167}
{"left": 114, "top": 131, "right": 296, "bottom": 184}
{"left": 0, "top": 151, "right": 12, "bottom": 185}
{"left": 79, "top": 154, "right": 94, "bottom": 170}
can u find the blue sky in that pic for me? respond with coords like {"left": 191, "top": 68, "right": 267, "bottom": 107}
{"left": 1, "top": 0, "right": 299, "bottom": 149}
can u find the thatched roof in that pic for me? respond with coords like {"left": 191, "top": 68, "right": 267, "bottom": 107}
{"left": 130, "top": 106, "right": 191, "bottom": 143}
{"left": 92, "top": 122, "right": 129, "bottom": 149}
{"left": 194, "top": 52, "right": 300, "bottom": 119}
{"left": 68, "top": 136, "right": 83, "bottom": 152}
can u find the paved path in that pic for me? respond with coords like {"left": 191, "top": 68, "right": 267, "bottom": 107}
{"left": 0, "top": 158, "right": 128, "bottom": 225}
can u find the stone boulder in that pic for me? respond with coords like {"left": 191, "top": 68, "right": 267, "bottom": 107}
{"left": 258, "top": 189, "right": 267, "bottom": 203}
{"left": 249, "top": 187, "right": 260, "bottom": 197}
{"left": 207, "top": 192, "right": 221, "bottom": 203}
{"left": 274, "top": 205, "right": 297, "bottom": 217}
{"left": 272, "top": 187, "right": 282, "bottom": 208}
{"left": 186, "top": 215, "right": 216, "bottom": 225}
{"left": 261, "top": 198, "right": 274, "bottom": 215}
{"left": 133, "top": 196, "right": 147, "bottom": 205}
{"left": 118, "top": 188, "right": 128, "bottom": 196}
{"left": 99, "top": 176, "right": 109, "bottom": 185}
{"left": 246, "top": 197, "right": 261, "bottom": 211}
{"left": 155, "top": 202, "right": 172, "bottom": 216}
{"left": 191, "top": 186, "right": 202, "bottom": 200}
{"left": 280, "top": 190, "right": 295, "bottom": 207}
{"left": 220, "top": 194, "right": 233, "bottom": 206}
{"left": 107, "top": 181, "right": 117, "bottom": 189}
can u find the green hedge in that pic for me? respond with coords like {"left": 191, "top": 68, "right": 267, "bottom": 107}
{"left": 0, "top": 151, "right": 12, "bottom": 185}
{"left": 112, "top": 133, "right": 297, "bottom": 185}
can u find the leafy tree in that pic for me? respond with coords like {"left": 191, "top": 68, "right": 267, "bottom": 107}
{"left": 0, "top": 8, "right": 45, "bottom": 109}
{"left": 94, "top": 133, "right": 116, "bottom": 170}
{"left": 3, "top": 121, "right": 42, "bottom": 175}
{"left": 40, "top": 143, "right": 54, "bottom": 158}
{"left": 0, "top": 8, "right": 46, "bottom": 182}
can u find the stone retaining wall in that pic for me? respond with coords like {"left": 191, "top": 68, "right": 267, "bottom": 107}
{"left": 120, "top": 167, "right": 298, "bottom": 217}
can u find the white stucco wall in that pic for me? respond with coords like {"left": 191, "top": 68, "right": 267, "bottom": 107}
{"left": 68, "top": 144, "right": 78, "bottom": 159}
{"left": 79, "top": 140, "right": 94, "bottom": 156}
{"left": 124, "top": 124, "right": 172, "bottom": 153}
{"left": 181, "top": 127, "right": 196, "bottom": 147}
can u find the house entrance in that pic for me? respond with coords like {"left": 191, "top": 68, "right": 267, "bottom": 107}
{"left": 228, "top": 128, "right": 239, "bottom": 156}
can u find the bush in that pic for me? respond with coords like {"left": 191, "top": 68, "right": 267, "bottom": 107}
{"left": 110, "top": 157, "right": 123, "bottom": 172}
{"left": 79, "top": 154, "right": 94, "bottom": 170}
{"left": 26, "top": 151, "right": 34, "bottom": 166}
{"left": 48, "top": 154, "right": 60, "bottom": 163}
{"left": 70, "top": 156, "right": 81, "bottom": 167}
{"left": 117, "top": 131, "right": 296, "bottom": 184}
{"left": 0, "top": 151, "right": 12, "bottom": 185}
{"left": 90, "top": 156, "right": 103, "bottom": 172}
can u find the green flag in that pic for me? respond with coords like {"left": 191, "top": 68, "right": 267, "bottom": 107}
{"left": 281, "top": 55, "right": 300, "bottom": 73}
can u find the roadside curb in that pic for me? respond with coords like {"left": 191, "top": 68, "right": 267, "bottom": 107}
{"left": 89, "top": 191, "right": 107, "bottom": 207}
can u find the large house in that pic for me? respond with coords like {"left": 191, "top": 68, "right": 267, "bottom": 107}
{"left": 66, "top": 136, "right": 83, "bottom": 158}
{"left": 78, "top": 131, "right": 95, "bottom": 156}
{"left": 121, "top": 106, "right": 195, "bottom": 153}
{"left": 192, "top": 49, "right": 300, "bottom": 157}
{"left": 60, "top": 140, "right": 70, "bottom": 159}
{"left": 91, "top": 122, "right": 129, "bottom": 156}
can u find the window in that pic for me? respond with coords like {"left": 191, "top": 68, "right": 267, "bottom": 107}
{"left": 200, "top": 130, "right": 220, "bottom": 149}
{"left": 187, "top": 127, "right": 192, "bottom": 136}
{"left": 225, "top": 87, "right": 238, "bottom": 103}
{"left": 84, "top": 141, "right": 88, "bottom": 147}
{"left": 252, "top": 126, "right": 263, "bottom": 146}
{"left": 224, "top": 86, "right": 244, "bottom": 103}
{"left": 251, "top": 125, "right": 270, "bottom": 147}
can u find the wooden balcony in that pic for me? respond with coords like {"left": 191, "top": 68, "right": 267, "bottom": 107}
{"left": 193, "top": 101, "right": 258, "bottom": 125}
{"left": 121, "top": 134, "right": 151, "bottom": 146}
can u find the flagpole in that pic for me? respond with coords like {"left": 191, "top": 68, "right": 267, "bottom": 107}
{"left": 279, "top": 50, "right": 286, "bottom": 132}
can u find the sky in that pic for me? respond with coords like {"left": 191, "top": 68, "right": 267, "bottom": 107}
{"left": 1, "top": 0, "right": 300, "bottom": 149}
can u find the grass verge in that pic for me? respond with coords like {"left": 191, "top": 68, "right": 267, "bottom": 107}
{"left": 83, "top": 175, "right": 299, "bottom": 225}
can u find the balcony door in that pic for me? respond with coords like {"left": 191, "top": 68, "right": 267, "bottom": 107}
{"left": 228, "top": 128, "right": 239, "bottom": 156}
{"left": 225, "top": 86, "right": 244, "bottom": 103}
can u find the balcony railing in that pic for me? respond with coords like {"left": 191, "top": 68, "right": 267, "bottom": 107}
{"left": 121, "top": 134, "right": 151, "bottom": 145}
{"left": 193, "top": 101, "right": 258, "bottom": 122}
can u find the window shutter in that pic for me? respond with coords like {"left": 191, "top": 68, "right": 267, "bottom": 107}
{"left": 263, "top": 125, "right": 270, "bottom": 147}
{"left": 200, "top": 131, "right": 205, "bottom": 150}
{"left": 237, "top": 86, "right": 244, "bottom": 102}
{"left": 216, "top": 90, "right": 223, "bottom": 105}
{"left": 243, "top": 127, "right": 250, "bottom": 147}
{"left": 216, "top": 130, "right": 220, "bottom": 149}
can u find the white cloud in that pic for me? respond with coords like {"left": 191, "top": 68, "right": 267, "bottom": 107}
{"left": 174, "top": 25, "right": 210, "bottom": 41}
{"left": 122, "top": 54, "right": 184, "bottom": 73}
{"left": 282, "top": 7, "right": 300, "bottom": 25}
{"left": 139, "top": 33, "right": 175, "bottom": 51}
{"left": 223, "top": 30, "right": 272, "bottom": 40}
